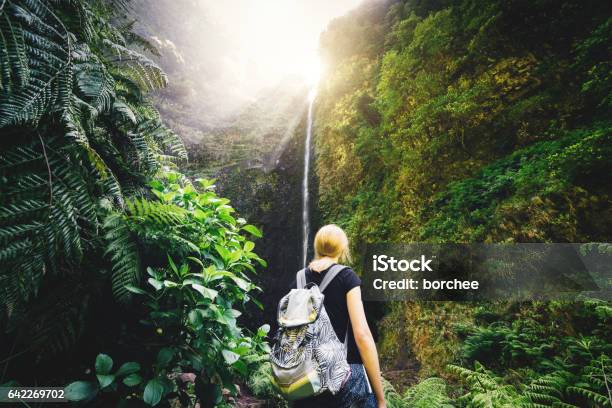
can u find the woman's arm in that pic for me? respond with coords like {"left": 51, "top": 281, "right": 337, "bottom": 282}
{"left": 347, "top": 287, "right": 386, "bottom": 407}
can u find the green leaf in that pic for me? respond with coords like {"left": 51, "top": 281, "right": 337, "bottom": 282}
{"left": 197, "top": 178, "right": 216, "bottom": 190}
{"left": 148, "top": 180, "right": 164, "bottom": 192}
{"left": 191, "top": 284, "right": 218, "bottom": 300}
{"left": 95, "top": 353, "right": 113, "bottom": 375}
{"left": 188, "top": 309, "right": 202, "bottom": 326}
{"left": 96, "top": 374, "right": 115, "bottom": 389}
{"left": 123, "top": 373, "right": 143, "bottom": 387}
{"left": 233, "top": 359, "right": 248, "bottom": 376}
{"left": 242, "top": 224, "right": 262, "bottom": 238}
{"left": 257, "top": 324, "right": 271, "bottom": 337}
{"left": 64, "top": 381, "right": 98, "bottom": 401}
{"left": 194, "top": 208, "right": 207, "bottom": 220}
{"left": 222, "top": 349, "right": 240, "bottom": 365}
{"left": 148, "top": 278, "right": 163, "bottom": 291}
{"left": 243, "top": 241, "right": 255, "bottom": 252}
{"left": 116, "top": 362, "right": 140, "bottom": 377}
{"left": 229, "top": 250, "right": 243, "bottom": 263}
{"left": 143, "top": 379, "right": 164, "bottom": 406}
{"left": 231, "top": 276, "right": 251, "bottom": 291}
{"left": 125, "top": 284, "right": 147, "bottom": 295}
{"left": 168, "top": 255, "right": 178, "bottom": 274}
{"left": 156, "top": 347, "right": 174, "bottom": 367}
{"left": 215, "top": 244, "right": 230, "bottom": 262}
{"left": 188, "top": 256, "right": 205, "bottom": 269}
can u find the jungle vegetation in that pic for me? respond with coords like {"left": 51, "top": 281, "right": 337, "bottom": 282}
{"left": 1, "top": 0, "right": 611, "bottom": 407}
{"left": 314, "top": 0, "right": 611, "bottom": 406}
{"left": 0, "top": 0, "right": 266, "bottom": 406}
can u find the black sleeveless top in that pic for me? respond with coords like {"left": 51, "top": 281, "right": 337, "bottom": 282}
{"left": 290, "top": 264, "right": 363, "bottom": 363}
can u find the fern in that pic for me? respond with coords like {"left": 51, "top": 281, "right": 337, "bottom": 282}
{"left": 0, "top": 0, "right": 72, "bottom": 126}
{"left": 524, "top": 370, "right": 574, "bottom": 407}
{"left": 0, "top": 0, "right": 187, "bottom": 359}
{"left": 403, "top": 377, "right": 453, "bottom": 408}
{"left": 103, "top": 212, "right": 140, "bottom": 302}
{"left": 382, "top": 378, "right": 406, "bottom": 408}
{"left": 448, "top": 362, "right": 531, "bottom": 407}
{"left": 567, "top": 354, "right": 612, "bottom": 407}
{"left": 103, "top": 40, "right": 168, "bottom": 92}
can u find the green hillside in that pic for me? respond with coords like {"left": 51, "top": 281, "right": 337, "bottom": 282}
{"left": 314, "top": 0, "right": 611, "bottom": 405}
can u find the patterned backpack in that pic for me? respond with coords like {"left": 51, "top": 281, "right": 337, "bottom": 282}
{"left": 270, "top": 265, "right": 351, "bottom": 400}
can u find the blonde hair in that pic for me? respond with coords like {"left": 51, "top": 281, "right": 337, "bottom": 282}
{"left": 308, "top": 224, "right": 351, "bottom": 271}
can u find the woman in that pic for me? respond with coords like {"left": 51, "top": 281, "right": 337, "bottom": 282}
{"left": 292, "top": 224, "right": 386, "bottom": 408}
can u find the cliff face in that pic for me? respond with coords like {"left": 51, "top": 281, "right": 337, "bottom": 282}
{"left": 212, "top": 101, "right": 312, "bottom": 333}
{"left": 316, "top": 0, "right": 611, "bottom": 246}
{"left": 313, "top": 0, "right": 611, "bottom": 373}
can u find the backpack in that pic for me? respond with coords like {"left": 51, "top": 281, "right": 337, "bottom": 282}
{"left": 270, "top": 264, "right": 351, "bottom": 400}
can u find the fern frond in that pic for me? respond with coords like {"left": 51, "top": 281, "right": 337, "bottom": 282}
{"left": 403, "top": 377, "right": 454, "bottom": 408}
{"left": 104, "top": 39, "right": 167, "bottom": 92}
{"left": 103, "top": 212, "right": 140, "bottom": 302}
{"left": 567, "top": 386, "right": 611, "bottom": 406}
{"left": 0, "top": 0, "right": 72, "bottom": 127}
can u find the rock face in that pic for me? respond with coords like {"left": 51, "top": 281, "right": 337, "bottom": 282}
{"left": 214, "top": 105, "right": 314, "bottom": 333}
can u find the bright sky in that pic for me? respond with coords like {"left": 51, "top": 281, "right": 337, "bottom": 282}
{"left": 203, "top": 0, "right": 363, "bottom": 90}
{"left": 137, "top": 0, "right": 364, "bottom": 123}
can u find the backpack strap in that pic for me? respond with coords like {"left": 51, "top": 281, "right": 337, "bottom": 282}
{"left": 296, "top": 268, "right": 307, "bottom": 289}
{"left": 319, "top": 264, "right": 347, "bottom": 292}
{"left": 298, "top": 265, "right": 351, "bottom": 349}
{"left": 344, "top": 325, "right": 349, "bottom": 347}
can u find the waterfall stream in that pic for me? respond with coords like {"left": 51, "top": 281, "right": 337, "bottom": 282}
{"left": 302, "top": 88, "right": 317, "bottom": 268}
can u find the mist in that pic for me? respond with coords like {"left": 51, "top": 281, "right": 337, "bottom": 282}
{"left": 131, "top": 0, "right": 363, "bottom": 130}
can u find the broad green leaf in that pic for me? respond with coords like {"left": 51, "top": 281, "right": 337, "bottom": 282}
{"left": 243, "top": 241, "right": 255, "bottom": 252}
{"left": 215, "top": 244, "right": 230, "bottom": 262}
{"left": 95, "top": 353, "right": 113, "bottom": 375}
{"left": 156, "top": 347, "right": 174, "bottom": 367}
{"left": 148, "top": 180, "right": 164, "bottom": 192}
{"left": 257, "top": 324, "right": 270, "bottom": 337}
{"left": 143, "top": 379, "right": 164, "bottom": 406}
{"left": 233, "top": 359, "right": 248, "bottom": 376}
{"left": 123, "top": 373, "right": 142, "bottom": 387}
{"left": 228, "top": 250, "right": 242, "bottom": 263}
{"left": 222, "top": 349, "right": 240, "bottom": 365}
{"left": 64, "top": 381, "right": 98, "bottom": 401}
{"left": 231, "top": 276, "right": 251, "bottom": 291}
{"left": 179, "top": 263, "right": 189, "bottom": 276}
{"left": 239, "top": 262, "right": 256, "bottom": 273}
{"left": 148, "top": 278, "right": 163, "bottom": 291}
{"left": 163, "top": 280, "right": 178, "bottom": 288}
{"left": 125, "top": 284, "right": 147, "bottom": 295}
{"left": 196, "top": 178, "right": 216, "bottom": 190}
{"left": 162, "top": 192, "right": 175, "bottom": 202}
{"left": 194, "top": 209, "right": 207, "bottom": 220}
{"left": 96, "top": 374, "right": 115, "bottom": 389}
{"left": 116, "top": 362, "right": 140, "bottom": 377}
{"left": 188, "top": 309, "right": 202, "bottom": 326}
{"left": 241, "top": 224, "right": 262, "bottom": 238}
{"left": 191, "top": 284, "right": 218, "bottom": 300}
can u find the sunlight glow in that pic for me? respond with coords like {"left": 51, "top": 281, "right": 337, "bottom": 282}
{"left": 203, "top": 0, "right": 360, "bottom": 93}
{"left": 304, "top": 58, "right": 322, "bottom": 86}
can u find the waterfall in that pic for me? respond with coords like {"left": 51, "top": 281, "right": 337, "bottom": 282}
{"left": 302, "top": 88, "right": 317, "bottom": 269}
